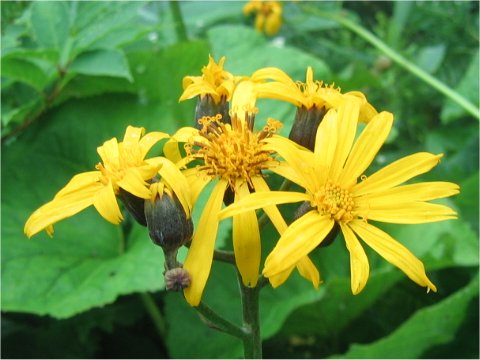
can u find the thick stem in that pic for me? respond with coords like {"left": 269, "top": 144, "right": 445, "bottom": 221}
{"left": 239, "top": 280, "right": 262, "bottom": 358}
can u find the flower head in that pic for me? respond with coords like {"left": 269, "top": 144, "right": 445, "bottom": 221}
{"left": 180, "top": 55, "right": 237, "bottom": 104}
{"left": 252, "top": 66, "right": 378, "bottom": 122}
{"left": 24, "top": 126, "right": 169, "bottom": 238}
{"left": 219, "top": 100, "right": 459, "bottom": 294}
{"left": 244, "top": 0, "right": 283, "bottom": 36}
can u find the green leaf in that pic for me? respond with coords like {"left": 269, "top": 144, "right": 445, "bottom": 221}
{"left": 30, "top": 2, "right": 70, "bottom": 51}
{"left": 2, "top": 57, "right": 50, "bottom": 91}
{"left": 336, "top": 275, "right": 479, "bottom": 358}
{"left": 69, "top": 49, "right": 133, "bottom": 81}
{"left": 441, "top": 51, "right": 479, "bottom": 123}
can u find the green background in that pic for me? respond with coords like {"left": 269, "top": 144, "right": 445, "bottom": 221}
{"left": 2, "top": 1, "right": 478, "bottom": 358}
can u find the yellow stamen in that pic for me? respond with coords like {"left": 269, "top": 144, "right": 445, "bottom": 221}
{"left": 312, "top": 181, "right": 354, "bottom": 223}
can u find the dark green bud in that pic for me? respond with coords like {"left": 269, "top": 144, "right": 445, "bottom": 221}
{"left": 289, "top": 106, "right": 326, "bottom": 151}
{"left": 194, "top": 94, "right": 231, "bottom": 129}
{"left": 144, "top": 193, "right": 193, "bottom": 253}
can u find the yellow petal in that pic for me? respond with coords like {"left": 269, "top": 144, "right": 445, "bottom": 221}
{"left": 24, "top": 182, "right": 102, "bottom": 238}
{"left": 93, "top": 182, "right": 123, "bottom": 224}
{"left": 330, "top": 100, "right": 360, "bottom": 182}
{"left": 355, "top": 181, "right": 460, "bottom": 205}
{"left": 218, "top": 191, "right": 309, "bottom": 220}
{"left": 163, "top": 127, "right": 198, "bottom": 163}
{"left": 269, "top": 161, "right": 308, "bottom": 190}
{"left": 313, "top": 108, "right": 338, "bottom": 185}
{"left": 255, "top": 82, "right": 304, "bottom": 107}
{"left": 340, "top": 223, "right": 370, "bottom": 294}
{"left": 122, "top": 126, "right": 144, "bottom": 149}
{"left": 268, "top": 266, "right": 295, "bottom": 288}
{"left": 157, "top": 157, "right": 192, "bottom": 217}
{"left": 97, "top": 137, "right": 119, "bottom": 166}
{"left": 251, "top": 67, "right": 297, "bottom": 87}
{"left": 251, "top": 176, "right": 288, "bottom": 234}
{"left": 183, "top": 179, "right": 229, "bottom": 306}
{"left": 233, "top": 181, "right": 261, "bottom": 287}
{"left": 349, "top": 220, "right": 437, "bottom": 292}
{"left": 263, "top": 212, "right": 334, "bottom": 277}
{"left": 265, "top": 135, "right": 317, "bottom": 192}
{"left": 296, "top": 256, "right": 321, "bottom": 289}
{"left": 139, "top": 131, "right": 170, "bottom": 159}
{"left": 356, "top": 201, "right": 457, "bottom": 224}
{"left": 353, "top": 152, "right": 444, "bottom": 197}
{"left": 339, "top": 112, "right": 393, "bottom": 187}
{"left": 54, "top": 171, "right": 101, "bottom": 198}
{"left": 117, "top": 168, "right": 151, "bottom": 199}
{"left": 183, "top": 168, "right": 211, "bottom": 205}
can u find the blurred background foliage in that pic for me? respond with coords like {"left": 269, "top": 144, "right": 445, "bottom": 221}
{"left": 1, "top": 1, "right": 478, "bottom": 358}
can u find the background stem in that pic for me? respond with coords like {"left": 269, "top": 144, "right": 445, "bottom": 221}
{"left": 304, "top": 6, "right": 480, "bottom": 121}
{"left": 139, "top": 292, "right": 167, "bottom": 339}
{"left": 169, "top": 1, "right": 188, "bottom": 42}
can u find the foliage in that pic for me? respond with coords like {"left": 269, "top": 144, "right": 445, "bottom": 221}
{"left": 2, "top": 1, "right": 478, "bottom": 358}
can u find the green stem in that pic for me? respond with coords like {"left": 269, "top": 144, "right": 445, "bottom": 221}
{"left": 195, "top": 301, "right": 245, "bottom": 339}
{"left": 239, "top": 279, "right": 262, "bottom": 359}
{"left": 139, "top": 292, "right": 167, "bottom": 339}
{"left": 304, "top": 6, "right": 480, "bottom": 121}
{"left": 169, "top": 1, "right": 188, "bottom": 42}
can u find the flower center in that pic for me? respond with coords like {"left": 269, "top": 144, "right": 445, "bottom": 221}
{"left": 187, "top": 114, "right": 282, "bottom": 187}
{"left": 312, "top": 182, "right": 354, "bottom": 223}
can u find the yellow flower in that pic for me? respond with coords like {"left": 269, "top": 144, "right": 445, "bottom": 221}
{"left": 24, "top": 126, "right": 170, "bottom": 238}
{"left": 168, "top": 82, "right": 320, "bottom": 305}
{"left": 252, "top": 66, "right": 378, "bottom": 122}
{"left": 179, "top": 55, "right": 237, "bottom": 104}
{"left": 244, "top": 0, "right": 283, "bottom": 36}
{"left": 219, "top": 100, "right": 459, "bottom": 294}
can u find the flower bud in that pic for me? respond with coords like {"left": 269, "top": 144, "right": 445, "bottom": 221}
{"left": 118, "top": 188, "right": 147, "bottom": 226}
{"left": 194, "top": 94, "right": 231, "bottom": 129}
{"left": 289, "top": 106, "right": 326, "bottom": 151}
{"left": 144, "top": 192, "right": 193, "bottom": 253}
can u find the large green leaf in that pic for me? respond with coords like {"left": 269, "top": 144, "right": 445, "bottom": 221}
{"left": 69, "top": 49, "right": 133, "bottom": 81}
{"left": 1, "top": 41, "right": 211, "bottom": 318}
{"left": 336, "top": 275, "right": 479, "bottom": 358}
{"left": 30, "top": 2, "right": 70, "bottom": 51}
{"left": 1, "top": 57, "right": 51, "bottom": 91}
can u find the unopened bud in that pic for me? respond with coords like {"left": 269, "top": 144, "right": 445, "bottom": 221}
{"left": 144, "top": 193, "right": 193, "bottom": 252}
{"left": 289, "top": 106, "right": 326, "bottom": 151}
{"left": 165, "top": 267, "right": 191, "bottom": 291}
{"left": 194, "top": 95, "right": 231, "bottom": 129}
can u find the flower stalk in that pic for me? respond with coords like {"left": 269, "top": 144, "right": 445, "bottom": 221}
{"left": 239, "top": 278, "right": 262, "bottom": 359}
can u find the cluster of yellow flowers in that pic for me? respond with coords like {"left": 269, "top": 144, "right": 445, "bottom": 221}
{"left": 25, "top": 55, "right": 459, "bottom": 307}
